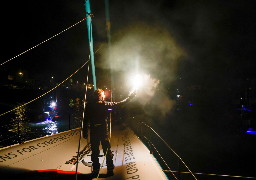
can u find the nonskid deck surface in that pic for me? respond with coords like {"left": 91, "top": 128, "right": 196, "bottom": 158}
{"left": 0, "top": 124, "right": 168, "bottom": 179}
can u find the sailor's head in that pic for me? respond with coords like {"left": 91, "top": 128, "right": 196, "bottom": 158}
{"left": 93, "top": 89, "right": 105, "bottom": 101}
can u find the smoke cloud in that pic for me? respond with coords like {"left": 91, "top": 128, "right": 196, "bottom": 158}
{"left": 96, "top": 23, "right": 183, "bottom": 118}
{"left": 98, "top": 23, "right": 185, "bottom": 82}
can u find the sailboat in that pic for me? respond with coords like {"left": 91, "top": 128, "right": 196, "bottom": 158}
{"left": 0, "top": 1, "right": 170, "bottom": 179}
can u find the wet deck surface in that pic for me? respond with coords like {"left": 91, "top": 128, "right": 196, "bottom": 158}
{"left": 0, "top": 124, "right": 168, "bottom": 180}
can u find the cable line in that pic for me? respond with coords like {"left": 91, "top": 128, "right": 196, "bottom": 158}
{"left": 75, "top": 54, "right": 90, "bottom": 180}
{"left": 0, "top": 60, "right": 89, "bottom": 117}
{"left": 142, "top": 134, "right": 178, "bottom": 180}
{"left": 0, "top": 36, "right": 105, "bottom": 118}
{"left": 1, "top": 17, "right": 89, "bottom": 66}
{"left": 141, "top": 122, "right": 197, "bottom": 180}
{"left": 163, "top": 170, "right": 256, "bottom": 179}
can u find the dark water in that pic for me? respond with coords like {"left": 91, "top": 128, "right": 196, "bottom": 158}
{"left": 1, "top": 89, "right": 256, "bottom": 179}
{"left": 0, "top": 89, "right": 84, "bottom": 147}
{"left": 127, "top": 103, "right": 256, "bottom": 180}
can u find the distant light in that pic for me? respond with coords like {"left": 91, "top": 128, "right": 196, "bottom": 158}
{"left": 189, "top": 103, "right": 193, "bottom": 105}
{"left": 108, "top": 109, "right": 113, "bottom": 111}
{"left": 177, "top": 95, "right": 180, "bottom": 98}
{"left": 52, "top": 77, "right": 54, "bottom": 79}
{"left": 237, "top": 108, "right": 252, "bottom": 111}
{"left": 51, "top": 101, "right": 56, "bottom": 107}
{"left": 247, "top": 128, "right": 256, "bottom": 135}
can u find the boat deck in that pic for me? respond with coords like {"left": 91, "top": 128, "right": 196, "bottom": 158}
{"left": 0, "top": 124, "right": 168, "bottom": 180}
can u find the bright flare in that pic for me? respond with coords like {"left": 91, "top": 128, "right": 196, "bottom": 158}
{"left": 50, "top": 101, "right": 56, "bottom": 107}
{"left": 133, "top": 74, "right": 142, "bottom": 89}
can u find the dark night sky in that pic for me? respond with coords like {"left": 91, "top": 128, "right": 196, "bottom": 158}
{"left": 1, "top": 0, "right": 256, "bottom": 91}
{"left": 1, "top": 1, "right": 256, "bottom": 177}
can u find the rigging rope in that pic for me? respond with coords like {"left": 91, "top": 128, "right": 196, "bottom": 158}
{"left": 96, "top": 143, "right": 110, "bottom": 179}
{"left": 75, "top": 119, "right": 83, "bottom": 180}
{"left": 142, "top": 135, "right": 178, "bottom": 180}
{"left": 141, "top": 122, "right": 197, "bottom": 180}
{"left": 75, "top": 56, "right": 90, "bottom": 180}
{"left": 163, "top": 170, "right": 256, "bottom": 179}
{"left": 0, "top": 17, "right": 89, "bottom": 66}
{"left": 0, "top": 60, "right": 89, "bottom": 117}
{"left": 0, "top": 38, "right": 105, "bottom": 117}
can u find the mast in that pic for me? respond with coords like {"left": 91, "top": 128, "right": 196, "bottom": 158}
{"left": 85, "top": 0, "right": 97, "bottom": 91}
{"left": 105, "top": 0, "right": 115, "bottom": 102}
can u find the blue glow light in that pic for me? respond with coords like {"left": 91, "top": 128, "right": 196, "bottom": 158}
{"left": 246, "top": 130, "right": 256, "bottom": 135}
{"left": 237, "top": 108, "right": 252, "bottom": 111}
{"left": 246, "top": 128, "right": 256, "bottom": 135}
{"left": 189, "top": 103, "right": 193, "bottom": 106}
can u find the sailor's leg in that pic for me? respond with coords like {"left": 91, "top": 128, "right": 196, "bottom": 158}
{"left": 102, "top": 138, "right": 114, "bottom": 176}
{"left": 91, "top": 137, "right": 100, "bottom": 172}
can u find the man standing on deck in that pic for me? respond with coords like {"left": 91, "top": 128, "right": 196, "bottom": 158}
{"left": 83, "top": 89, "right": 114, "bottom": 177}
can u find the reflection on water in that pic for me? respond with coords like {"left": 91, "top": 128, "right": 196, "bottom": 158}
{"left": 36, "top": 119, "right": 58, "bottom": 135}
{"left": 0, "top": 119, "right": 60, "bottom": 147}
